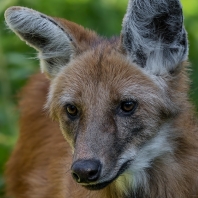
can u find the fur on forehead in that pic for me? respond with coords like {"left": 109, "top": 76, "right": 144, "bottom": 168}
{"left": 121, "top": 0, "right": 188, "bottom": 75}
{"left": 46, "top": 47, "right": 178, "bottom": 118}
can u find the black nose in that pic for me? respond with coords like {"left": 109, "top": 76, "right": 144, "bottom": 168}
{"left": 71, "top": 159, "right": 101, "bottom": 183}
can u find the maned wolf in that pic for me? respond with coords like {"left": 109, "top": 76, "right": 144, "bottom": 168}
{"left": 4, "top": 0, "right": 198, "bottom": 197}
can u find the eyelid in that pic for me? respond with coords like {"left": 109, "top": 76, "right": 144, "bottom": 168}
{"left": 117, "top": 99, "right": 138, "bottom": 116}
{"left": 64, "top": 103, "right": 80, "bottom": 120}
{"left": 120, "top": 96, "right": 137, "bottom": 102}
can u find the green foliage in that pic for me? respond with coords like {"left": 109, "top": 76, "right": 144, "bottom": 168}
{"left": 0, "top": 0, "right": 198, "bottom": 197}
{"left": 182, "top": 1, "right": 198, "bottom": 104}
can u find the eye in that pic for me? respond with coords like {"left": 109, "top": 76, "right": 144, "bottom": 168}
{"left": 120, "top": 100, "right": 137, "bottom": 115}
{"left": 65, "top": 104, "right": 78, "bottom": 118}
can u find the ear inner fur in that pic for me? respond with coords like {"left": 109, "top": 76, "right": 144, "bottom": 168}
{"left": 121, "top": 0, "right": 188, "bottom": 75}
{"left": 5, "top": 7, "right": 99, "bottom": 78}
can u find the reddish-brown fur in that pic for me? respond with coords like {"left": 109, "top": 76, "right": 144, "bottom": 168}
{"left": 4, "top": 3, "right": 198, "bottom": 198}
{"left": 5, "top": 64, "right": 198, "bottom": 198}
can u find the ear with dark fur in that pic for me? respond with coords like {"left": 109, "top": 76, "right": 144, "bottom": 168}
{"left": 121, "top": 0, "right": 188, "bottom": 75}
{"left": 4, "top": 7, "right": 94, "bottom": 78}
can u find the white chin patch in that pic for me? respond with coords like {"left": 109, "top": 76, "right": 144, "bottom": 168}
{"left": 115, "top": 123, "right": 174, "bottom": 194}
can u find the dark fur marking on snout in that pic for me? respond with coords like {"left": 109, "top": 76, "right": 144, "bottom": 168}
{"left": 130, "top": 125, "right": 144, "bottom": 136}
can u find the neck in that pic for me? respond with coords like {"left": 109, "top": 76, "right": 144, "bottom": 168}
{"left": 103, "top": 117, "right": 198, "bottom": 198}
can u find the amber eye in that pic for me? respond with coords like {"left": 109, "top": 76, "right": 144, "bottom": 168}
{"left": 120, "top": 101, "right": 137, "bottom": 114}
{"left": 65, "top": 104, "right": 78, "bottom": 118}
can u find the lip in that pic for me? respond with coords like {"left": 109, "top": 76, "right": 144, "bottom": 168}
{"left": 82, "top": 160, "right": 132, "bottom": 191}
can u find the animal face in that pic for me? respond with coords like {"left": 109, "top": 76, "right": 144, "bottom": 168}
{"left": 46, "top": 45, "right": 179, "bottom": 190}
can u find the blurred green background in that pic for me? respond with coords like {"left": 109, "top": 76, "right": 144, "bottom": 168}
{"left": 0, "top": 0, "right": 198, "bottom": 197}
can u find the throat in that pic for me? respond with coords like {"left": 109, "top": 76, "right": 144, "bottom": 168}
{"left": 114, "top": 169, "right": 149, "bottom": 198}
{"left": 113, "top": 123, "right": 176, "bottom": 197}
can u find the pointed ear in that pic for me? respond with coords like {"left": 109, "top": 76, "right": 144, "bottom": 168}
{"left": 5, "top": 7, "right": 96, "bottom": 78}
{"left": 121, "top": 0, "right": 188, "bottom": 75}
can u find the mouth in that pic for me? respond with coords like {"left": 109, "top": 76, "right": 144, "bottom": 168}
{"left": 82, "top": 160, "right": 132, "bottom": 190}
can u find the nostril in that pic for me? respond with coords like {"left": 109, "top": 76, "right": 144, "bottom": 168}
{"left": 71, "top": 159, "right": 101, "bottom": 183}
{"left": 89, "top": 169, "right": 98, "bottom": 178}
{"left": 87, "top": 168, "right": 100, "bottom": 181}
{"left": 72, "top": 172, "right": 81, "bottom": 183}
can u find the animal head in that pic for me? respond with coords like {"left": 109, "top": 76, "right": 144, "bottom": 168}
{"left": 5, "top": 0, "right": 188, "bottom": 192}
